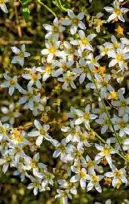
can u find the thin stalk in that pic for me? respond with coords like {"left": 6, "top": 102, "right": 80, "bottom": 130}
{"left": 37, "top": 0, "right": 57, "bottom": 17}
{"left": 92, "top": 129, "right": 127, "bottom": 162}
{"left": 56, "top": 0, "right": 68, "bottom": 12}
{"left": 87, "top": 66, "right": 124, "bottom": 155}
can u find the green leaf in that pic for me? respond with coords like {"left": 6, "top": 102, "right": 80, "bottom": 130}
{"left": 22, "top": 7, "right": 30, "bottom": 21}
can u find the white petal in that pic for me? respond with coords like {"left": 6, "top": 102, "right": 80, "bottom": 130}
{"left": 28, "top": 131, "right": 39, "bottom": 137}
{"left": 11, "top": 47, "right": 20, "bottom": 54}
{"left": 70, "top": 175, "right": 79, "bottom": 182}
{"left": 36, "top": 136, "right": 43, "bottom": 146}
{"left": 75, "top": 118, "right": 84, "bottom": 125}
{"left": 41, "top": 49, "right": 49, "bottom": 55}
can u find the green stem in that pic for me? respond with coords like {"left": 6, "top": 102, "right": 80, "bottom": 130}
{"left": 20, "top": 0, "right": 32, "bottom": 6}
{"left": 56, "top": 0, "right": 68, "bottom": 12}
{"left": 37, "top": 0, "right": 57, "bottom": 17}
{"left": 87, "top": 66, "right": 124, "bottom": 155}
{"left": 92, "top": 129, "right": 127, "bottom": 162}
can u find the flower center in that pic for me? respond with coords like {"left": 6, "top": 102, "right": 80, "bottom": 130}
{"left": 19, "top": 52, "right": 24, "bottom": 58}
{"left": 84, "top": 113, "right": 90, "bottom": 120}
{"left": 31, "top": 160, "right": 38, "bottom": 168}
{"left": 114, "top": 8, "right": 121, "bottom": 16}
{"left": 28, "top": 92, "right": 33, "bottom": 99}
{"left": 80, "top": 170, "right": 87, "bottom": 178}
{"left": 0, "top": 0, "right": 4, "bottom": 4}
{"left": 46, "top": 65, "right": 53, "bottom": 73}
{"left": 59, "top": 144, "right": 66, "bottom": 152}
{"left": 110, "top": 91, "right": 118, "bottom": 100}
{"left": 119, "top": 121, "right": 127, "bottom": 128}
{"left": 114, "top": 170, "right": 122, "bottom": 179}
{"left": 10, "top": 79, "right": 16, "bottom": 85}
{"left": 95, "top": 19, "right": 103, "bottom": 26}
{"left": 31, "top": 73, "right": 38, "bottom": 81}
{"left": 49, "top": 46, "right": 56, "bottom": 54}
{"left": 0, "top": 126, "right": 6, "bottom": 134}
{"left": 81, "top": 38, "right": 89, "bottom": 45}
{"left": 92, "top": 175, "right": 99, "bottom": 184}
{"left": 116, "top": 54, "right": 123, "bottom": 61}
{"left": 121, "top": 101, "right": 127, "bottom": 107}
{"left": 113, "top": 42, "right": 119, "bottom": 49}
{"left": 103, "top": 147, "right": 111, "bottom": 156}
{"left": 53, "top": 25, "right": 59, "bottom": 33}
{"left": 65, "top": 74, "right": 73, "bottom": 82}
{"left": 40, "top": 128, "right": 46, "bottom": 135}
{"left": 72, "top": 18, "right": 79, "bottom": 24}
{"left": 87, "top": 161, "right": 94, "bottom": 168}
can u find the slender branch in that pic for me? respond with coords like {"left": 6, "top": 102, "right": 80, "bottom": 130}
{"left": 87, "top": 66, "right": 125, "bottom": 155}
{"left": 37, "top": 0, "right": 57, "bottom": 17}
{"left": 92, "top": 129, "right": 127, "bottom": 162}
{"left": 56, "top": 0, "right": 68, "bottom": 12}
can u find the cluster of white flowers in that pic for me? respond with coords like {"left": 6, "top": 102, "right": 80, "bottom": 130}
{"left": 1, "top": 0, "right": 129, "bottom": 203}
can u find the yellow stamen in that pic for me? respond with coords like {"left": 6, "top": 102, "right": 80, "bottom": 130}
{"left": 115, "top": 25, "right": 124, "bottom": 35}
{"left": 116, "top": 54, "right": 124, "bottom": 61}
{"left": 81, "top": 38, "right": 89, "bottom": 45}
{"left": 49, "top": 46, "right": 56, "bottom": 54}
{"left": 110, "top": 91, "right": 118, "bottom": 100}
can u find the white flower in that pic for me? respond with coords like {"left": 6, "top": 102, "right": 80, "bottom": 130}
{"left": 87, "top": 171, "right": 103, "bottom": 193}
{"left": 93, "top": 12, "right": 105, "bottom": 33}
{"left": 43, "top": 17, "right": 65, "bottom": 40}
{"left": 70, "top": 167, "right": 90, "bottom": 189}
{"left": 71, "top": 30, "right": 96, "bottom": 51}
{"left": 105, "top": 166, "right": 127, "bottom": 188}
{"left": 53, "top": 59, "right": 74, "bottom": 77}
{"left": 73, "top": 59, "right": 92, "bottom": 84}
{"left": 58, "top": 179, "right": 77, "bottom": 196}
{"left": 53, "top": 139, "right": 69, "bottom": 162}
{"left": 55, "top": 189, "right": 70, "bottom": 204}
{"left": 81, "top": 155, "right": 100, "bottom": 174}
{"left": 108, "top": 44, "right": 129, "bottom": 71}
{"left": 62, "top": 10, "right": 86, "bottom": 35}
{"left": 112, "top": 114, "right": 129, "bottom": 137}
{"left": 18, "top": 85, "right": 40, "bottom": 110}
{"left": 86, "top": 53, "right": 100, "bottom": 68}
{"left": 104, "top": 0, "right": 128, "bottom": 22}
{"left": 61, "top": 121, "right": 80, "bottom": 143}
{"left": 95, "top": 142, "right": 115, "bottom": 167}
{"left": 58, "top": 71, "right": 77, "bottom": 90}
{"left": 32, "top": 97, "right": 47, "bottom": 116}
{"left": 11, "top": 44, "right": 30, "bottom": 66}
{"left": 123, "top": 138, "right": 129, "bottom": 151}
{"left": 104, "top": 35, "right": 120, "bottom": 52}
{"left": 0, "top": 121, "right": 9, "bottom": 140}
{"left": 0, "top": 152, "right": 13, "bottom": 173}
{"left": 42, "top": 169, "right": 55, "bottom": 186}
{"left": 95, "top": 199, "right": 111, "bottom": 204}
{"left": 1, "top": 73, "right": 23, "bottom": 95}
{"left": 86, "top": 74, "right": 113, "bottom": 98}
{"left": 41, "top": 41, "right": 60, "bottom": 63}
{"left": 0, "top": 0, "right": 8, "bottom": 13}
{"left": 111, "top": 91, "right": 129, "bottom": 116}
{"left": 37, "top": 62, "right": 56, "bottom": 81}
{"left": 22, "top": 67, "right": 42, "bottom": 88}
{"left": 1, "top": 103, "right": 20, "bottom": 125}
{"left": 74, "top": 105, "right": 97, "bottom": 129}
{"left": 93, "top": 102, "right": 106, "bottom": 116}
{"left": 27, "top": 176, "right": 43, "bottom": 195}
{"left": 28, "top": 120, "right": 52, "bottom": 146}
{"left": 96, "top": 113, "right": 113, "bottom": 134}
